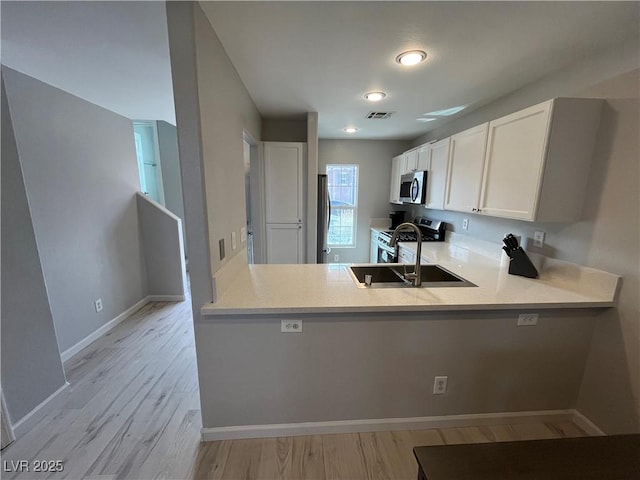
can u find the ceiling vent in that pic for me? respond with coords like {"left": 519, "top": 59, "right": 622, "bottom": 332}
{"left": 365, "top": 111, "right": 393, "bottom": 120}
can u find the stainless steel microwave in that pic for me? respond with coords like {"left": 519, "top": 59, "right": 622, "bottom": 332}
{"left": 399, "top": 171, "right": 427, "bottom": 204}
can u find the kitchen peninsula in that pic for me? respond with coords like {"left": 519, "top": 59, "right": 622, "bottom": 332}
{"left": 196, "top": 238, "right": 619, "bottom": 441}
{"left": 202, "top": 239, "right": 618, "bottom": 316}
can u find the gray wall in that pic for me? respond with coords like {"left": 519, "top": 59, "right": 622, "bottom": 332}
{"left": 1, "top": 74, "right": 67, "bottom": 424}
{"left": 3, "top": 67, "right": 147, "bottom": 354}
{"left": 319, "top": 139, "right": 411, "bottom": 263}
{"left": 157, "top": 120, "right": 186, "bottom": 245}
{"left": 166, "top": 1, "right": 214, "bottom": 329}
{"left": 166, "top": 1, "right": 262, "bottom": 301}
{"left": 407, "top": 44, "right": 639, "bottom": 433}
{"left": 574, "top": 72, "right": 639, "bottom": 434}
{"left": 136, "top": 193, "right": 186, "bottom": 298}
{"left": 262, "top": 117, "right": 308, "bottom": 142}
{"left": 197, "top": 309, "right": 596, "bottom": 428}
{"left": 194, "top": 4, "right": 262, "bottom": 275}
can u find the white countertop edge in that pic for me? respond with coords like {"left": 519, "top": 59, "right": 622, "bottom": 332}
{"left": 200, "top": 300, "right": 615, "bottom": 317}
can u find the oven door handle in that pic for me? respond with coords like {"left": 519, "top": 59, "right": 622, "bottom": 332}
{"left": 378, "top": 242, "right": 397, "bottom": 255}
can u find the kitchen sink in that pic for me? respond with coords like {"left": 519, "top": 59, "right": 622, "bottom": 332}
{"left": 349, "top": 264, "right": 476, "bottom": 288}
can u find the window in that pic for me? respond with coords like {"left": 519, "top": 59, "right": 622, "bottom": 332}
{"left": 327, "top": 164, "right": 358, "bottom": 248}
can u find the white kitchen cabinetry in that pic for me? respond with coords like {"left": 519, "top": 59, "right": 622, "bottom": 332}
{"left": 444, "top": 123, "right": 489, "bottom": 213}
{"left": 404, "top": 148, "right": 418, "bottom": 173}
{"left": 478, "top": 98, "right": 602, "bottom": 221}
{"left": 389, "top": 154, "right": 404, "bottom": 204}
{"left": 424, "top": 138, "right": 450, "bottom": 210}
{"left": 398, "top": 246, "right": 415, "bottom": 264}
{"left": 262, "top": 142, "right": 305, "bottom": 263}
{"left": 416, "top": 144, "right": 430, "bottom": 171}
{"left": 266, "top": 223, "right": 304, "bottom": 264}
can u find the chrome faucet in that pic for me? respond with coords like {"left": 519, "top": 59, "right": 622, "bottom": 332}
{"left": 389, "top": 222, "right": 422, "bottom": 287}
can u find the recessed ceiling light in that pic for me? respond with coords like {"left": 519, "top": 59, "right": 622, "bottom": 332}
{"left": 343, "top": 127, "right": 358, "bottom": 133}
{"left": 396, "top": 50, "right": 427, "bottom": 66}
{"left": 416, "top": 118, "right": 437, "bottom": 123}
{"left": 364, "top": 91, "right": 386, "bottom": 102}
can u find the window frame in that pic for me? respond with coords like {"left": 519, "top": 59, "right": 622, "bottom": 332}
{"left": 326, "top": 164, "right": 359, "bottom": 249}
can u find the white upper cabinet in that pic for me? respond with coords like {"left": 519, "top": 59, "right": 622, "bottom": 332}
{"left": 444, "top": 123, "right": 489, "bottom": 213}
{"left": 478, "top": 101, "right": 552, "bottom": 220}
{"left": 424, "top": 138, "right": 450, "bottom": 210}
{"left": 416, "top": 144, "right": 430, "bottom": 171}
{"left": 263, "top": 142, "right": 304, "bottom": 224}
{"left": 443, "top": 98, "right": 602, "bottom": 222}
{"left": 404, "top": 148, "right": 418, "bottom": 173}
{"left": 389, "top": 154, "right": 404, "bottom": 204}
{"left": 477, "top": 98, "right": 602, "bottom": 222}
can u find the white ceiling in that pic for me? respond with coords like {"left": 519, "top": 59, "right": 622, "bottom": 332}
{"left": 202, "top": 1, "right": 639, "bottom": 139}
{"left": 1, "top": 2, "right": 638, "bottom": 140}
{"left": 1, "top": 1, "right": 176, "bottom": 124}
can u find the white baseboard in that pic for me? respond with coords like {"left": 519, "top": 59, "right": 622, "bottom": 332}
{"left": 12, "top": 382, "right": 70, "bottom": 438}
{"left": 572, "top": 410, "right": 605, "bottom": 436}
{"left": 201, "top": 409, "right": 576, "bottom": 441}
{"left": 147, "top": 295, "right": 186, "bottom": 302}
{"left": 61, "top": 297, "right": 150, "bottom": 362}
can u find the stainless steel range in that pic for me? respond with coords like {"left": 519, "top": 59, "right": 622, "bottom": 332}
{"left": 377, "top": 217, "right": 445, "bottom": 263}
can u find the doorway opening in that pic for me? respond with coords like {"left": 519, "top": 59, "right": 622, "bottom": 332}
{"left": 133, "top": 121, "right": 165, "bottom": 205}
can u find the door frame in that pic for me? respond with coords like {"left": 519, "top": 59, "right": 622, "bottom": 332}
{"left": 133, "top": 120, "right": 166, "bottom": 205}
{"left": 244, "top": 131, "right": 264, "bottom": 263}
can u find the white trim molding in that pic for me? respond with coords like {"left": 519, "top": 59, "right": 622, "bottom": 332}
{"left": 147, "top": 295, "right": 186, "bottom": 302}
{"left": 11, "top": 382, "right": 70, "bottom": 438}
{"left": 61, "top": 295, "right": 185, "bottom": 363}
{"left": 572, "top": 410, "right": 605, "bottom": 436}
{"left": 60, "top": 297, "right": 149, "bottom": 362}
{"left": 202, "top": 409, "right": 577, "bottom": 441}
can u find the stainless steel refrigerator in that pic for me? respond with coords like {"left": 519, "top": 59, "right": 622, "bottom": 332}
{"left": 317, "top": 174, "right": 331, "bottom": 263}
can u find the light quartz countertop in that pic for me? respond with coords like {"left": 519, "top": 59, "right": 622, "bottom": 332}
{"left": 201, "top": 238, "right": 620, "bottom": 317}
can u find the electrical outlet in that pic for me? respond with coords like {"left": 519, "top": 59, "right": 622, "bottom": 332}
{"left": 517, "top": 313, "right": 539, "bottom": 326}
{"left": 334, "top": 254, "right": 339, "bottom": 262}
{"left": 219, "top": 238, "right": 225, "bottom": 260}
{"left": 94, "top": 298, "right": 103, "bottom": 313}
{"left": 462, "top": 218, "right": 469, "bottom": 230}
{"left": 433, "top": 375, "right": 448, "bottom": 395}
{"left": 231, "top": 231, "right": 237, "bottom": 250}
{"left": 533, "top": 231, "right": 545, "bottom": 248}
{"left": 281, "top": 320, "right": 303, "bottom": 333}
{"left": 241, "top": 227, "right": 247, "bottom": 243}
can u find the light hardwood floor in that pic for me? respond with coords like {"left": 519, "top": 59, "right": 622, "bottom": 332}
{"left": 1, "top": 298, "right": 588, "bottom": 479}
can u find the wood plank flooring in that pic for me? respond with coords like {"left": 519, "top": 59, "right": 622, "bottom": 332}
{"left": 1, "top": 298, "right": 589, "bottom": 479}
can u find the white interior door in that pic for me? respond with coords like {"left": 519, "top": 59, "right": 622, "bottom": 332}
{"left": 266, "top": 223, "right": 304, "bottom": 264}
{"left": 263, "top": 142, "right": 304, "bottom": 224}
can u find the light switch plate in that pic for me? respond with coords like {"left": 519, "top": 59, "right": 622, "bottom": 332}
{"left": 241, "top": 227, "right": 247, "bottom": 243}
{"left": 533, "top": 231, "right": 545, "bottom": 248}
{"left": 231, "top": 231, "right": 237, "bottom": 250}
